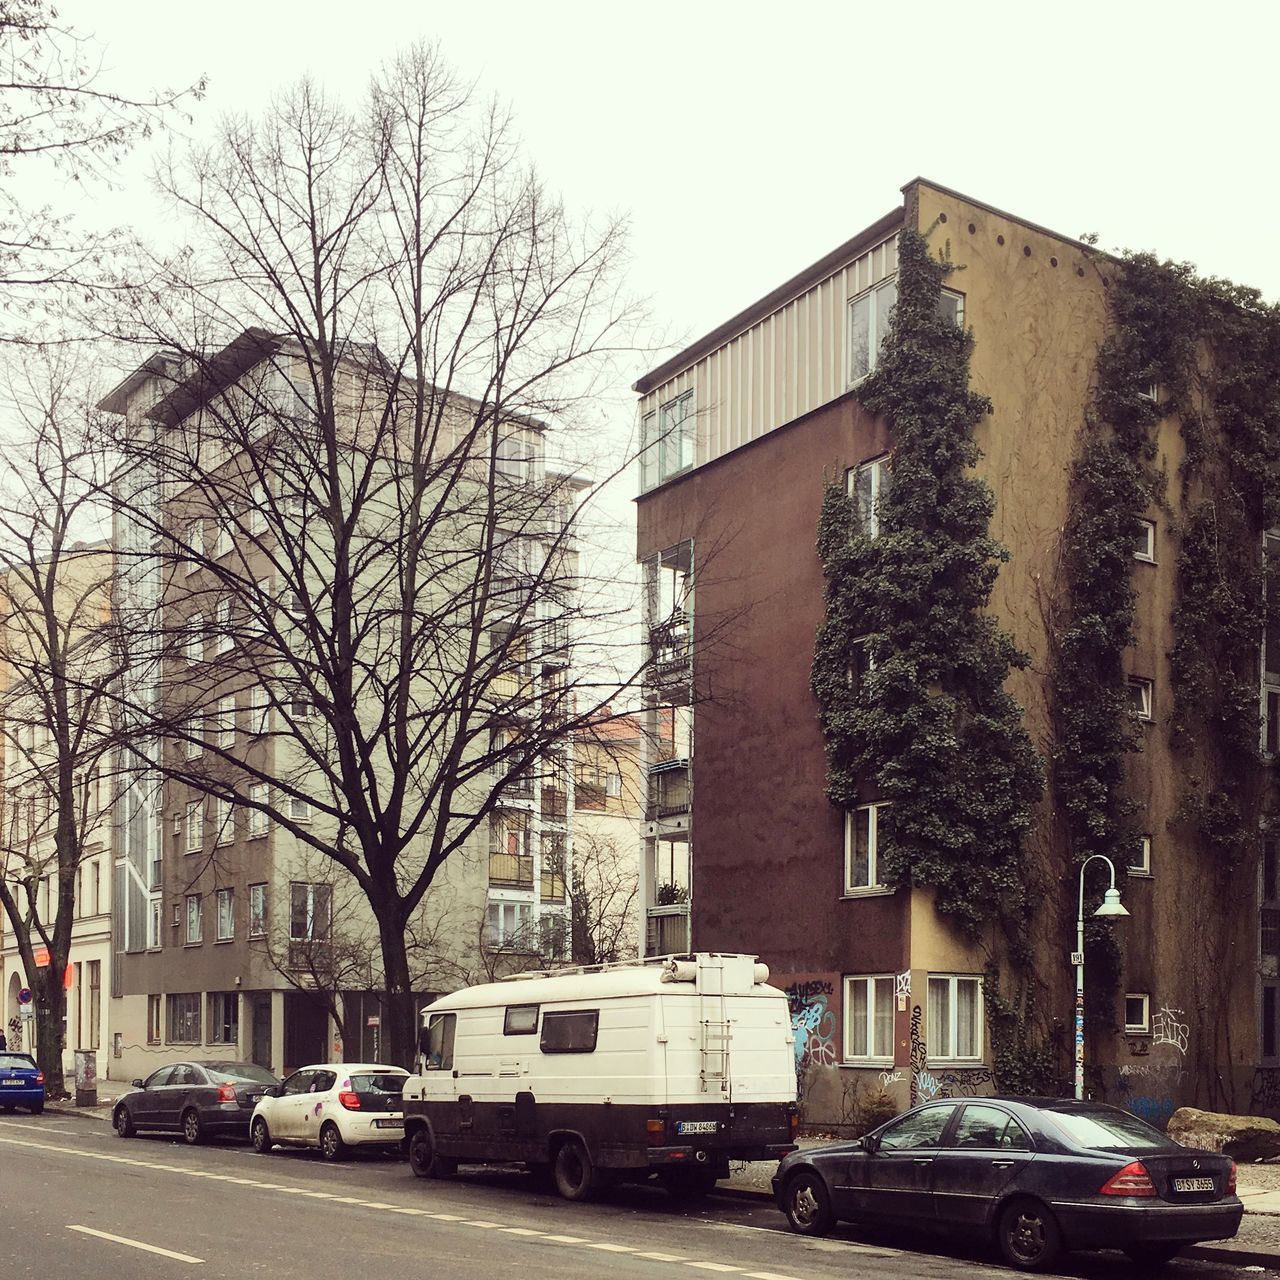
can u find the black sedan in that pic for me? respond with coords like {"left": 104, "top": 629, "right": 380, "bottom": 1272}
{"left": 113, "top": 1060, "right": 279, "bottom": 1144}
{"left": 773, "top": 1097, "right": 1242, "bottom": 1271}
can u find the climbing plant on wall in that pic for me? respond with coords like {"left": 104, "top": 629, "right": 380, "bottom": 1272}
{"left": 810, "top": 227, "right": 1042, "bottom": 939}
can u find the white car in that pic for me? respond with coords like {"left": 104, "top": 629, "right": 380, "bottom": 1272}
{"left": 249, "top": 1062, "right": 408, "bottom": 1161}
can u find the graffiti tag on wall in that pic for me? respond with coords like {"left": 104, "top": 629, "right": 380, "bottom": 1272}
{"left": 786, "top": 979, "right": 836, "bottom": 1095}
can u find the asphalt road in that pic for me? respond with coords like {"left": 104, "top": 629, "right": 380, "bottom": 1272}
{"left": 0, "top": 1113, "right": 1273, "bottom": 1280}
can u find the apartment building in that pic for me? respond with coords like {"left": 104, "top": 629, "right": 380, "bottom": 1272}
{"left": 634, "top": 179, "right": 1271, "bottom": 1124}
{"left": 100, "top": 333, "right": 580, "bottom": 1079}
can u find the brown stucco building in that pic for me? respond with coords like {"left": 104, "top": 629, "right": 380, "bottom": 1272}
{"left": 634, "top": 179, "right": 1266, "bottom": 1126}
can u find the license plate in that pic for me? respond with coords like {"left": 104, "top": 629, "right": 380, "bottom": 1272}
{"left": 675, "top": 1121, "right": 719, "bottom": 1135}
{"left": 0, "top": 1080, "right": 23, "bottom": 1087}
{"left": 374, "top": 1119, "right": 403, "bottom": 1129}
{"left": 1173, "top": 1177, "right": 1215, "bottom": 1192}
{"left": 245, "top": 1095, "right": 259, "bottom": 1104}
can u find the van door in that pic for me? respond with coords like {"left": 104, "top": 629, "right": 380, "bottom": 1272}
{"left": 420, "top": 1012, "right": 457, "bottom": 1141}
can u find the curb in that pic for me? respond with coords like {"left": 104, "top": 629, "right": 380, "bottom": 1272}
{"left": 44, "top": 1103, "right": 113, "bottom": 1122}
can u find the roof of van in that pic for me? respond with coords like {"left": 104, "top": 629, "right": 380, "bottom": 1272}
{"left": 424, "top": 966, "right": 783, "bottom": 1013}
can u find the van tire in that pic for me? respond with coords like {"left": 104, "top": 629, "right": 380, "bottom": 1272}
{"left": 553, "top": 1138, "right": 595, "bottom": 1201}
{"left": 408, "top": 1125, "right": 456, "bottom": 1179}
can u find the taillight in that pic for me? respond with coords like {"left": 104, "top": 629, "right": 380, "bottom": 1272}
{"left": 1228, "top": 1161, "right": 1237, "bottom": 1195}
{"left": 790, "top": 1113, "right": 800, "bottom": 1135}
{"left": 34, "top": 1072, "right": 44, "bottom": 1085}
{"left": 646, "top": 1117, "right": 665, "bottom": 1146}
{"left": 217, "top": 1083, "right": 236, "bottom": 1103}
{"left": 1099, "top": 1161, "right": 1156, "bottom": 1197}
{"left": 338, "top": 1090, "right": 361, "bottom": 1110}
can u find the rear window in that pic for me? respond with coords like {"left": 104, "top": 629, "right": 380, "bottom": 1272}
{"left": 540, "top": 1010, "right": 598, "bottom": 1054}
{"left": 349, "top": 1073, "right": 406, "bottom": 1093}
{"left": 1047, "top": 1106, "right": 1179, "bottom": 1152}
{"left": 0, "top": 1054, "right": 35, "bottom": 1071}
{"left": 202, "top": 1063, "right": 277, "bottom": 1084}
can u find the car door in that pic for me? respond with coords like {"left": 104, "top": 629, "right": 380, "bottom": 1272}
{"left": 930, "top": 1103, "right": 1036, "bottom": 1227}
{"left": 130, "top": 1067, "right": 174, "bottom": 1127}
{"left": 155, "top": 1063, "right": 198, "bottom": 1128}
{"left": 860, "top": 1102, "right": 959, "bottom": 1221}
{"left": 296, "top": 1070, "right": 336, "bottom": 1148}
{"left": 271, "top": 1070, "right": 314, "bottom": 1140}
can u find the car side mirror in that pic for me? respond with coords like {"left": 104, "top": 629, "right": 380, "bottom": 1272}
{"left": 267, "top": 1085, "right": 281, "bottom": 1097}
{"left": 131, "top": 1078, "right": 144, "bottom": 1089}
{"left": 863, "top": 1133, "right": 880, "bottom": 1154}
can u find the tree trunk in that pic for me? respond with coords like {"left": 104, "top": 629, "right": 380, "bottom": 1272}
{"left": 32, "top": 966, "right": 66, "bottom": 1098}
{"left": 376, "top": 913, "right": 416, "bottom": 1069}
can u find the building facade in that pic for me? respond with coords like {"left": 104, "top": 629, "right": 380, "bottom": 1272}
{"left": 634, "top": 179, "right": 1270, "bottom": 1126}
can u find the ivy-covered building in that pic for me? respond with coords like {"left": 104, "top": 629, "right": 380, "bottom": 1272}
{"left": 634, "top": 178, "right": 1280, "bottom": 1126}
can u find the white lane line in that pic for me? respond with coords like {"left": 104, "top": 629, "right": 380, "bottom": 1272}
{"left": 499, "top": 1227, "right": 544, "bottom": 1237}
{"left": 685, "top": 1266, "right": 741, "bottom": 1274}
{"left": 585, "top": 1242, "right": 636, "bottom": 1253}
{"left": 636, "top": 1252, "right": 690, "bottom": 1262}
{"left": 745, "top": 1273, "right": 804, "bottom": 1280}
{"left": 68, "top": 1224, "right": 204, "bottom": 1264}
{"left": 0, "top": 1122, "right": 73, "bottom": 1134}
{"left": 542, "top": 1234, "right": 588, "bottom": 1243}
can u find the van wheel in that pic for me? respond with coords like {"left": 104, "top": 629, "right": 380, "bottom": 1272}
{"left": 660, "top": 1165, "right": 719, "bottom": 1201}
{"left": 408, "top": 1126, "right": 456, "bottom": 1179}
{"left": 553, "top": 1138, "right": 595, "bottom": 1201}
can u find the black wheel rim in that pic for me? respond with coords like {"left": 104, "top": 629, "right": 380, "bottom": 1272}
{"left": 254, "top": 1122, "right": 266, "bottom": 1149}
{"left": 185, "top": 1114, "right": 198, "bottom": 1141}
{"left": 1007, "top": 1209, "right": 1046, "bottom": 1263}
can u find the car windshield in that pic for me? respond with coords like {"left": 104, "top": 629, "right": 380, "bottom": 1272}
{"left": 350, "top": 1073, "right": 406, "bottom": 1093}
{"left": 0, "top": 1054, "right": 35, "bottom": 1071}
{"left": 1046, "top": 1106, "right": 1179, "bottom": 1152}
{"left": 200, "top": 1062, "right": 277, "bottom": 1084}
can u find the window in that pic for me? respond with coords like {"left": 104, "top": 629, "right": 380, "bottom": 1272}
{"left": 212, "top": 522, "right": 232, "bottom": 560}
{"left": 248, "top": 487, "right": 267, "bottom": 536}
{"left": 952, "top": 1104, "right": 1031, "bottom": 1151}
{"left": 540, "top": 1009, "right": 599, "bottom": 1054}
{"left": 1262, "top": 836, "right": 1280, "bottom": 982}
{"left": 844, "top": 975, "right": 894, "bottom": 1060}
{"left": 249, "top": 883, "right": 267, "bottom": 937}
{"left": 166, "top": 992, "right": 201, "bottom": 1043}
{"left": 284, "top": 685, "right": 314, "bottom": 719}
{"left": 147, "top": 898, "right": 161, "bottom": 950}
{"left": 215, "top": 887, "right": 234, "bottom": 941}
{"left": 848, "top": 278, "right": 897, "bottom": 383}
{"left": 1138, "top": 382, "right": 1160, "bottom": 403}
{"left": 539, "top": 912, "right": 567, "bottom": 960}
{"left": 185, "top": 801, "right": 203, "bottom": 854}
{"left": 927, "top": 974, "right": 982, "bottom": 1061}
{"left": 215, "top": 797, "right": 233, "bottom": 846}
{"left": 184, "top": 894, "right": 202, "bottom": 944}
{"left": 1264, "top": 981, "right": 1280, "bottom": 1064}
{"left": 184, "top": 523, "right": 202, "bottom": 575}
{"left": 289, "top": 882, "right": 331, "bottom": 941}
{"left": 147, "top": 994, "right": 162, "bottom": 1044}
{"left": 1129, "top": 834, "right": 1152, "bottom": 876}
{"left": 849, "top": 636, "right": 876, "bottom": 690}
{"left": 1125, "top": 993, "right": 1151, "bottom": 1035}
{"left": 250, "top": 685, "right": 270, "bottom": 736}
{"left": 423, "top": 1012, "right": 455, "bottom": 1071}
{"left": 605, "top": 772, "right": 623, "bottom": 799}
{"left": 936, "top": 287, "right": 965, "bottom": 328}
{"left": 847, "top": 456, "right": 890, "bottom": 539}
{"left": 503, "top": 1005, "right": 539, "bottom": 1036}
{"left": 183, "top": 718, "right": 201, "bottom": 761}
{"left": 186, "top": 614, "right": 204, "bottom": 663}
{"left": 484, "top": 899, "right": 533, "bottom": 947}
{"left": 287, "top": 796, "right": 312, "bottom": 823}
{"left": 280, "top": 586, "right": 304, "bottom": 618}
{"left": 878, "top": 1103, "right": 957, "bottom": 1151}
{"left": 208, "top": 992, "right": 238, "bottom": 1045}
{"left": 215, "top": 600, "right": 233, "bottom": 654}
{"left": 641, "top": 391, "right": 695, "bottom": 489}
{"left": 216, "top": 695, "right": 235, "bottom": 749}
{"left": 1127, "top": 677, "right": 1153, "bottom": 722}
{"left": 1134, "top": 520, "right": 1156, "bottom": 563}
{"left": 844, "top": 803, "right": 886, "bottom": 893}
{"left": 248, "top": 784, "right": 269, "bottom": 837}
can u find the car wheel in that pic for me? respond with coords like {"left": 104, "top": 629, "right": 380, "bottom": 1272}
{"left": 320, "top": 1121, "right": 347, "bottom": 1162}
{"left": 660, "top": 1164, "right": 720, "bottom": 1201}
{"left": 553, "top": 1138, "right": 595, "bottom": 1202}
{"left": 251, "top": 1117, "right": 274, "bottom": 1153}
{"left": 113, "top": 1106, "right": 135, "bottom": 1138}
{"left": 998, "top": 1197, "right": 1063, "bottom": 1271}
{"left": 1123, "top": 1243, "right": 1182, "bottom": 1268}
{"left": 782, "top": 1169, "right": 834, "bottom": 1236}
{"left": 181, "top": 1108, "right": 204, "bottom": 1146}
{"left": 408, "top": 1125, "right": 456, "bottom": 1179}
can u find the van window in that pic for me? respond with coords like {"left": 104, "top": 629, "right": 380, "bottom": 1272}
{"left": 540, "top": 1010, "right": 599, "bottom": 1054}
{"left": 425, "top": 1012, "right": 456, "bottom": 1070}
{"left": 504, "top": 1005, "right": 539, "bottom": 1036}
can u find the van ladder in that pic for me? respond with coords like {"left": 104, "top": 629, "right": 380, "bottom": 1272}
{"left": 698, "top": 955, "right": 732, "bottom": 1095}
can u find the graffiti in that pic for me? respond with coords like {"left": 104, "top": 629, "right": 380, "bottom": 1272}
{"left": 878, "top": 1070, "right": 904, "bottom": 1088}
{"left": 6, "top": 1016, "right": 21, "bottom": 1052}
{"left": 916, "top": 1070, "right": 941, "bottom": 1099}
{"left": 785, "top": 979, "right": 833, "bottom": 1014}
{"left": 934, "top": 1067, "right": 995, "bottom": 1098}
{"left": 1128, "top": 1095, "right": 1175, "bottom": 1127}
{"left": 786, "top": 980, "right": 837, "bottom": 1093}
{"left": 1152, "top": 1005, "right": 1189, "bottom": 1055}
{"left": 1117, "top": 1060, "right": 1186, "bottom": 1087}
{"left": 894, "top": 972, "right": 911, "bottom": 998}
{"left": 909, "top": 1005, "right": 928, "bottom": 1105}
{"left": 1251, "top": 1068, "right": 1280, "bottom": 1111}
{"left": 1125, "top": 1037, "right": 1151, "bottom": 1057}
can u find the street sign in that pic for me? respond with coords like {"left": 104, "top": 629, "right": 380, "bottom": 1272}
{"left": 1069, "top": 951, "right": 1084, "bottom": 966}
{"left": 19, "top": 1005, "right": 33, "bottom": 1021}
{"left": 17, "top": 987, "right": 31, "bottom": 1005}
{"left": 366, "top": 1015, "right": 381, "bottom": 1028}
{"left": 32, "top": 947, "right": 50, "bottom": 968}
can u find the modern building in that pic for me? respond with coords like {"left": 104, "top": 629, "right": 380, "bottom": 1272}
{"left": 99, "top": 334, "right": 580, "bottom": 1080}
{"left": 634, "top": 179, "right": 1270, "bottom": 1125}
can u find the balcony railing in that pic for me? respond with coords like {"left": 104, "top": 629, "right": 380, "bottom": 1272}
{"left": 541, "top": 788, "right": 567, "bottom": 821}
{"left": 648, "top": 612, "right": 690, "bottom": 682}
{"left": 286, "top": 939, "right": 334, "bottom": 972}
{"left": 541, "top": 869, "right": 566, "bottom": 903}
{"left": 645, "top": 904, "right": 690, "bottom": 956}
{"left": 488, "top": 851, "right": 534, "bottom": 888}
{"left": 647, "top": 763, "right": 690, "bottom": 820}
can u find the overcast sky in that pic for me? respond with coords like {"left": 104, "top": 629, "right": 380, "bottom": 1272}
{"left": 69, "top": 0, "right": 1280, "bottom": 395}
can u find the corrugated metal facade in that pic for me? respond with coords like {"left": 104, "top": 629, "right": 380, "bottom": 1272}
{"left": 639, "top": 235, "right": 898, "bottom": 485}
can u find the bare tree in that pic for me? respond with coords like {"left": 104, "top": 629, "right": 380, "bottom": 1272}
{"left": 0, "top": 354, "right": 126, "bottom": 1095}
{"left": 101, "top": 45, "right": 645, "bottom": 1067}
{"left": 569, "top": 829, "right": 638, "bottom": 966}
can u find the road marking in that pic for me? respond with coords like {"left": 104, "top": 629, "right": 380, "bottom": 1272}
{"left": 636, "top": 1252, "right": 690, "bottom": 1262}
{"left": 585, "top": 1242, "right": 636, "bottom": 1253}
{"left": 67, "top": 1225, "right": 204, "bottom": 1264}
{"left": 499, "top": 1226, "right": 544, "bottom": 1237}
{"left": 686, "top": 1266, "right": 741, "bottom": 1274}
{"left": 542, "top": 1234, "right": 588, "bottom": 1243}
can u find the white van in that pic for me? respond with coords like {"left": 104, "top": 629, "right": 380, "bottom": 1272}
{"left": 401, "top": 952, "right": 798, "bottom": 1201}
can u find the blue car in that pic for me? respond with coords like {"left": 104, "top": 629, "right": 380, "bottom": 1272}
{"left": 0, "top": 1052, "right": 44, "bottom": 1115}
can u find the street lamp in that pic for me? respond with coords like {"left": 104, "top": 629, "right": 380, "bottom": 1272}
{"left": 1074, "top": 853, "right": 1129, "bottom": 1101}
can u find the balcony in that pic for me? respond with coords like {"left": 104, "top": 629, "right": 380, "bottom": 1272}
{"left": 541, "top": 867, "right": 566, "bottom": 903}
{"left": 648, "top": 612, "right": 691, "bottom": 687}
{"left": 645, "top": 904, "right": 690, "bottom": 956}
{"left": 541, "top": 787, "right": 568, "bottom": 822}
{"left": 286, "top": 939, "right": 333, "bottom": 972}
{"left": 647, "top": 761, "right": 690, "bottom": 821}
{"left": 489, "top": 851, "right": 534, "bottom": 888}
{"left": 539, "top": 617, "right": 571, "bottom": 668}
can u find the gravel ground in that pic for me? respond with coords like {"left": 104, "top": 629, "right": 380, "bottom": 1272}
{"left": 1239, "top": 1161, "right": 1280, "bottom": 1192}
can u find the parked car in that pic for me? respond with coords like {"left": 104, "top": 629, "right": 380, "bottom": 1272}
{"left": 113, "top": 1060, "right": 279, "bottom": 1144}
{"left": 0, "top": 1052, "right": 45, "bottom": 1114}
{"left": 250, "top": 1063, "right": 408, "bottom": 1161}
{"left": 773, "top": 1097, "right": 1242, "bottom": 1271}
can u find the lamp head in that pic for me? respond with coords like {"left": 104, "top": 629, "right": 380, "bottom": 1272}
{"left": 1094, "top": 886, "right": 1129, "bottom": 919}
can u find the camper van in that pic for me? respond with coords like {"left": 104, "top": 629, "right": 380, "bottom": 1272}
{"left": 401, "top": 953, "right": 798, "bottom": 1201}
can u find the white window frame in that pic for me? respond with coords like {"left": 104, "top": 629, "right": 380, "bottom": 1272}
{"left": 1138, "top": 382, "right": 1160, "bottom": 403}
{"left": 656, "top": 391, "right": 695, "bottom": 484}
{"left": 288, "top": 796, "right": 312, "bottom": 823}
{"left": 927, "top": 973, "right": 984, "bottom": 1064}
{"left": 247, "top": 784, "right": 269, "bottom": 837}
{"left": 217, "top": 694, "right": 236, "bottom": 749}
{"left": 214, "top": 797, "right": 234, "bottom": 846}
{"left": 1128, "top": 833, "right": 1152, "bottom": 877}
{"left": 847, "top": 456, "right": 890, "bottom": 539}
{"left": 184, "top": 893, "right": 202, "bottom": 945}
{"left": 1134, "top": 519, "right": 1156, "bottom": 563}
{"left": 212, "top": 521, "right": 232, "bottom": 560}
{"left": 843, "top": 973, "right": 895, "bottom": 1063}
{"left": 1128, "top": 677, "right": 1154, "bottom": 722}
{"left": 248, "top": 487, "right": 267, "bottom": 536}
{"left": 250, "top": 685, "right": 270, "bottom": 736}
{"left": 147, "top": 897, "right": 162, "bottom": 951}
{"left": 1124, "top": 992, "right": 1151, "bottom": 1035}
{"left": 847, "top": 277, "right": 897, "bottom": 385}
{"left": 185, "top": 800, "right": 203, "bottom": 854}
{"left": 844, "top": 802, "right": 887, "bottom": 895}
{"left": 248, "top": 883, "right": 267, "bottom": 937}
{"left": 185, "top": 614, "right": 204, "bottom": 663}
{"left": 215, "top": 599, "right": 234, "bottom": 654}
{"left": 215, "top": 887, "right": 234, "bottom": 942}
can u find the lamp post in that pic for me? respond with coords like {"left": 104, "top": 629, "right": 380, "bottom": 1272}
{"left": 1074, "top": 853, "right": 1129, "bottom": 1101}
